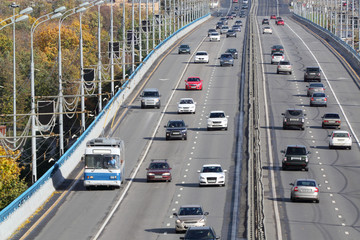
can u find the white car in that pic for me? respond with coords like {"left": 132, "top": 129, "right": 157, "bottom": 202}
{"left": 198, "top": 164, "right": 227, "bottom": 186}
{"left": 329, "top": 130, "right": 352, "bottom": 149}
{"left": 220, "top": 26, "right": 229, "bottom": 34}
{"left": 207, "top": 111, "right": 228, "bottom": 130}
{"left": 263, "top": 26, "right": 273, "bottom": 34}
{"left": 209, "top": 32, "right": 220, "bottom": 41}
{"left": 194, "top": 51, "right": 209, "bottom": 63}
{"left": 271, "top": 52, "right": 285, "bottom": 64}
{"left": 178, "top": 98, "right": 196, "bottom": 114}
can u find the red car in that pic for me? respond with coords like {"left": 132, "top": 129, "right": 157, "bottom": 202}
{"left": 276, "top": 19, "right": 285, "bottom": 25}
{"left": 185, "top": 76, "right": 203, "bottom": 90}
{"left": 270, "top": 15, "right": 276, "bottom": 19}
{"left": 146, "top": 160, "right": 172, "bottom": 182}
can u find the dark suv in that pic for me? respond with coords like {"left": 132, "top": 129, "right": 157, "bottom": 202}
{"left": 164, "top": 120, "right": 187, "bottom": 140}
{"left": 282, "top": 109, "right": 306, "bottom": 130}
{"left": 304, "top": 67, "right": 321, "bottom": 82}
{"left": 178, "top": 44, "right": 190, "bottom": 54}
{"left": 281, "top": 145, "right": 310, "bottom": 171}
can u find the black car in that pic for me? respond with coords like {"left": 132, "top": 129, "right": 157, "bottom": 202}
{"left": 304, "top": 66, "right": 321, "bottom": 82}
{"left": 282, "top": 108, "right": 306, "bottom": 130}
{"left": 271, "top": 45, "right": 284, "bottom": 54}
{"left": 216, "top": 21, "right": 224, "bottom": 29}
{"left": 164, "top": 120, "right": 187, "bottom": 140}
{"left": 226, "top": 29, "right": 237, "bottom": 38}
{"left": 219, "top": 17, "right": 228, "bottom": 25}
{"left": 281, "top": 145, "right": 310, "bottom": 171}
{"left": 180, "top": 226, "right": 220, "bottom": 240}
{"left": 178, "top": 44, "right": 190, "bottom": 54}
{"left": 225, "top": 48, "right": 238, "bottom": 59}
{"left": 219, "top": 53, "right": 234, "bottom": 66}
{"left": 262, "top": 18, "right": 269, "bottom": 24}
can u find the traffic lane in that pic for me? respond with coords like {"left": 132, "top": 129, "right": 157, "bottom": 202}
{"left": 97, "top": 24, "right": 243, "bottom": 240}
{"left": 260, "top": 15, "right": 360, "bottom": 239}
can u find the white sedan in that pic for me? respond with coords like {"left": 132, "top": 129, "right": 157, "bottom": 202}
{"left": 209, "top": 32, "right": 220, "bottom": 42}
{"left": 194, "top": 51, "right": 209, "bottom": 63}
{"left": 263, "top": 26, "right": 273, "bottom": 34}
{"left": 207, "top": 111, "right": 228, "bottom": 130}
{"left": 198, "top": 164, "right": 227, "bottom": 186}
{"left": 178, "top": 98, "right": 196, "bottom": 114}
{"left": 329, "top": 130, "right": 352, "bottom": 149}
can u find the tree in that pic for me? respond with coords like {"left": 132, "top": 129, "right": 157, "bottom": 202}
{"left": 0, "top": 146, "right": 28, "bottom": 210}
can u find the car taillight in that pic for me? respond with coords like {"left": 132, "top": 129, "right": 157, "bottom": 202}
{"left": 317, "top": 73, "right": 321, "bottom": 76}
{"left": 294, "top": 187, "right": 298, "bottom": 191}
{"left": 324, "top": 98, "right": 327, "bottom": 101}
{"left": 309, "top": 88, "right": 313, "bottom": 90}
{"left": 336, "top": 120, "right": 341, "bottom": 123}
{"left": 314, "top": 187, "right": 319, "bottom": 192}
{"left": 311, "top": 97, "right": 314, "bottom": 101}
{"left": 272, "top": 56, "right": 274, "bottom": 59}
{"left": 323, "top": 120, "right": 329, "bottom": 123}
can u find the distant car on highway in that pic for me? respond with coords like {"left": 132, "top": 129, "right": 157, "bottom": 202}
{"left": 207, "top": 28, "right": 217, "bottom": 36}
{"left": 173, "top": 205, "right": 209, "bottom": 233}
{"left": 306, "top": 83, "right": 325, "bottom": 96}
{"left": 198, "top": 164, "right": 227, "bottom": 186}
{"left": 276, "top": 19, "right": 285, "bottom": 25}
{"left": 209, "top": 32, "right": 220, "bottom": 41}
{"left": 146, "top": 160, "right": 172, "bottom": 182}
{"left": 310, "top": 92, "right": 327, "bottom": 107}
{"left": 235, "top": 20, "right": 243, "bottom": 25}
{"left": 232, "top": 24, "right": 241, "bottom": 32}
{"left": 262, "top": 18, "right": 269, "bottom": 24}
{"left": 281, "top": 145, "right": 310, "bottom": 171}
{"left": 271, "top": 45, "right": 284, "bottom": 54}
{"left": 282, "top": 108, "right": 306, "bottom": 130}
{"left": 178, "top": 98, "right": 196, "bottom": 114}
{"left": 321, "top": 113, "right": 341, "bottom": 129}
{"left": 194, "top": 51, "right": 209, "bottom": 63}
{"left": 277, "top": 61, "right": 292, "bottom": 74}
{"left": 164, "top": 120, "right": 187, "bottom": 140}
{"left": 180, "top": 226, "right": 219, "bottom": 240}
{"left": 178, "top": 44, "right": 190, "bottom": 54}
{"left": 140, "top": 88, "right": 160, "bottom": 109}
{"left": 220, "top": 25, "right": 229, "bottom": 34}
{"left": 216, "top": 21, "right": 224, "bottom": 29}
{"left": 270, "top": 14, "right": 276, "bottom": 19}
{"left": 263, "top": 26, "right": 273, "bottom": 34}
{"left": 271, "top": 52, "right": 285, "bottom": 64}
{"left": 290, "top": 179, "right": 320, "bottom": 203}
{"left": 304, "top": 66, "right": 321, "bottom": 82}
{"left": 185, "top": 76, "right": 203, "bottom": 90}
{"left": 207, "top": 111, "right": 229, "bottom": 130}
{"left": 225, "top": 48, "right": 238, "bottom": 59}
{"left": 226, "top": 29, "right": 237, "bottom": 37}
{"left": 220, "top": 17, "right": 228, "bottom": 25}
{"left": 329, "top": 130, "right": 352, "bottom": 149}
{"left": 219, "top": 53, "right": 234, "bottom": 66}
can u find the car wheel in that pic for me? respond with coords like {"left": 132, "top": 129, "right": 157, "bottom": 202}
{"left": 289, "top": 72, "right": 292, "bottom": 75}
{"left": 301, "top": 127, "right": 305, "bottom": 131}
{"left": 321, "top": 123, "right": 325, "bottom": 128}
{"left": 282, "top": 125, "right": 287, "bottom": 130}
{"left": 225, "top": 127, "right": 228, "bottom": 130}
{"left": 315, "top": 199, "right": 319, "bottom": 203}
{"left": 329, "top": 144, "right": 332, "bottom": 149}
{"left": 166, "top": 136, "right": 170, "bottom": 141}
{"left": 277, "top": 70, "right": 279, "bottom": 74}
{"left": 325, "top": 104, "right": 327, "bottom": 107}
{"left": 282, "top": 165, "right": 286, "bottom": 171}
{"left": 184, "top": 136, "right": 187, "bottom": 140}
{"left": 290, "top": 195, "right": 295, "bottom": 202}
{"left": 305, "top": 167, "right": 309, "bottom": 172}
{"left": 207, "top": 127, "right": 211, "bottom": 131}
{"left": 232, "top": 64, "right": 234, "bottom": 66}
{"left": 141, "top": 104, "right": 145, "bottom": 109}
{"left": 348, "top": 146, "right": 352, "bottom": 150}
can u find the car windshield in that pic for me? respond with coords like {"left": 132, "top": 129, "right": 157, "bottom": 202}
{"left": 226, "top": 49, "right": 236, "bottom": 53}
{"left": 307, "top": 67, "right": 320, "bottom": 72}
{"left": 179, "top": 207, "right": 203, "bottom": 215}
{"left": 286, "top": 147, "right": 307, "bottom": 155}
{"left": 211, "top": 32, "right": 219, "bottom": 36}
{"left": 210, "top": 112, "right": 225, "bottom": 118}
{"left": 180, "top": 45, "right": 189, "bottom": 48}
{"left": 196, "top": 52, "right": 207, "bottom": 56}
{"left": 287, "top": 110, "right": 302, "bottom": 116}
{"left": 333, "top": 132, "right": 349, "bottom": 138}
{"left": 143, "top": 91, "right": 159, "bottom": 97}
{"left": 310, "top": 83, "right": 324, "bottom": 87}
{"left": 221, "top": 54, "right": 232, "bottom": 58}
{"left": 324, "top": 113, "right": 339, "bottom": 118}
{"left": 168, "top": 121, "right": 185, "bottom": 127}
{"left": 187, "top": 78, "right": 200, "bottom": 82}
{"left": 202, "top": 166, "right": 222, "bottom": 173}
{"left": 185, "top": 229, "right": 215, "bottom": 239}
{"left": 149, "top": 162, "right": 169, "bottom": 169}
{"left": 313, "top": 93, "right": 325, "bottom": 97}
{"left": 180, "top": 99, "right": 194, "bottom": 104}
{"left": 228, "top": 30, "right": 234, "bottom": 32}
{"left": 297, "top": 181, "right": 316, "bottom": 187}
{"left": 273, "top": 53, "right": 283, "bottom": 56}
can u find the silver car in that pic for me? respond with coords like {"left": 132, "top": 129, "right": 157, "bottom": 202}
{"left": 277, "top": 61, "right": 292, "bottom": 74}
{"left": 290, "top": 179, "right": 320, "bottom": 203}
{"left": 173, "top": 205, "right": 209, "bottom": 233}
{"left": 220, "top": 25, "right": 229, "bottom": 34}
{"left": 271, "top": 52, "right": 285, "bottom": 64}
{"left": 310, "top": 92, "right": 327, "bottom": 107}
{"left": 307, "top": 83, "right": 325, "bottom": 96}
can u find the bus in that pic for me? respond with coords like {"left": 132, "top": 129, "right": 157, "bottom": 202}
{"left": 83, "top": 138, "right": 125, "bottom": 189}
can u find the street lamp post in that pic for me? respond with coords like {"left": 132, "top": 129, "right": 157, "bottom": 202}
{"left": 122, "top": 0, "right": 126, "bottom": 82}
{"left": 30, "top": 7, "right": 65, "bottom": 183}
{"left": 97, "top": 1, "right": 104, "bottom": 112}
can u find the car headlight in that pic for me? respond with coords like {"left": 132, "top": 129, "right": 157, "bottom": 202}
{"left": 163, "top": 173, "right": 170, "bottom": 176}
{"left": 219, "top": 176, "right": 224, "bottom": 179}
{"left": 181, "top": 130, "right": 187, "bottom": 133}
{"left": 200, "top": 176, "right": 206, "bottom": 180}
{"left": 176, "top": 219, "right": 182, "bottom": 223}
{"left": 198, "top": 218, "right": 206, "bottom": 223}
{"left": 147, "top": 173, "right": 155, "bottom": 176}
{"left": 141, "top": 99, "right": 145, "bottom": 102}
{"left": 154, "top": 99, "right": 159, "bottom": 103}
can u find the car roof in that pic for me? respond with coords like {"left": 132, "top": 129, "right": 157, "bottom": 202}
{"left": 179, "top": 98, "right": 194, "bottom": 101}
{"left": 196, "top": 51, "right": 208, "bottom": 54}
{"left": 210, "top": 110, "right": 225, "bottom": 113}
{"left": 285, "top": 108, "right": 303, "bottom": 111}
{"left": 286, "top": 145, "right": 307, "bottom": 148}
{"left": 202, "top": 164, "right": 222, "bottom": 167}
{"left": 150, "top": 159, "right": 168, "bottom": 163}
{"left": 295, "top": 179, "right": 317, "bottom": 182}
{"left": 143, "top": 88, "right": 159, "bottom": 92}
{"left": 331, "top": 130, "right": 349, "bottom": 134}
{"left": 187, "top": 226, "right": 213, "bottom": 231}
{"left": 180, "top": 204, "right": 202, "bottom": 208}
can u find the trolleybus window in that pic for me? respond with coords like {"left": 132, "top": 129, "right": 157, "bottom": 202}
{"left": 85, "top": 155, "right": 120, "bottom": 169}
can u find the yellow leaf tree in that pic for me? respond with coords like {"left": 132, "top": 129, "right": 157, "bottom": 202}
{"left": 0, "top": 146, "right": 27, "bottom": 210}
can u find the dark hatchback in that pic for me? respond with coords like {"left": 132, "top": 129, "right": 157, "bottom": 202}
{"left": 226, "top": 29, "right": 237, "bottom": 38}
{"left": 271, "top": 45, "right": 284, "bottom": 54}
{"left": 146, "top": 160, "right": 172, "bottom": 182}
{"left": 304, "top": 66, "right": 321, "bottom": 82}
{"left": 178, "top": 44, "right": 190, "bottom": 54}
{"left": 225, "top": 48, "right": 238, "bottom": 59}
{"left": 262, "top": 18, "right": 269, "bottom": 24}
{"left": 164, "top": 120, "right": 187, "bottom": 140}
{"left": 216, "top": 21, "right": 224, "bottom": 29}
{"left": 281, "top": 145, "right": 310, "bottom": 171}
{"left": 219, "top": 53, "right": 234, "bottom": 66}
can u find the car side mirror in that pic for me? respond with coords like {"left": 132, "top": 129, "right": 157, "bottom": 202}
{"left": 146, "top": 168, "right": 149, "bottom": 170}
{"left": 223, "top": 170, "right": 228, "bottom": 173}
{"left": 197, "top": 170, "right": 201, "bottom": 173}
{"left": 204, "top": 212, "right": 209, "bottom": 216}
{"left": 318, "top": 184, "right": 321, "bottom": 187}
{"left": 308, "top": 151, "right": 311, "bottom": 154}
{"left": 280, "top": 150, "right": 285, "bottom": 153}
{"left": 140, "top": 95, "right": 143, "bottom": 97}
{"left": 164, "top": 125, "right": 167, "bottom": 128}
{"left": 226, "top": 115, "right": 229, "bottom": 118}
{"left": 281, "top": 113, "right": 285, "bottom": 115}
{"left": 194, "top": 102, "right": 197, "bottom": 104}
{"left": 173, "top": 213, "right": 178, "bottom": 216}
{"left": 185, "top": 125, "right": 188, "bottom": 127}
{"left": 289, "top": 183, "right": 294, "bottom": 186}
{"left": 304, "top": 114, "right": 307, "bottom": 116}
{"left": 216, "top": 237, "right": 220, "bottom": 240}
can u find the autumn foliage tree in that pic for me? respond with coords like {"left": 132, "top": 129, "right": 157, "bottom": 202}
{"left": 0, "top": 146, "right": 28, "bottom": 210}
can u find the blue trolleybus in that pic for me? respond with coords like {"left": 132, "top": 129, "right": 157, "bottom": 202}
{"left": 83, "top": 138, "right": 125, "bottom": 189}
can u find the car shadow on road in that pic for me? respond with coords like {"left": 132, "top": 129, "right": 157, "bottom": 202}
{"left": 187, "top": 127, "right": 208, "bottom": 131}
{"left": 262, "top": 165, "right": 281, "bottom": 171}
{"left": 143, "top": 137, "right": 167, "bottom": 141}
{"left": 268, "top": 197, "right": 292, "bottom": 202}
{"left": 128, "top": 178, "right": 148, "bottom": 183}
{"left": 175, "top": 183, "right": 200, "bottom": 188}
{"left": 145, "top": 228, "right": 177, "bottom": 234}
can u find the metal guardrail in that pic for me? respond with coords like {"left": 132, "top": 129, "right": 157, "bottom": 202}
{"left": 0, "top": 13, "right": 211, "bottom": 234}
